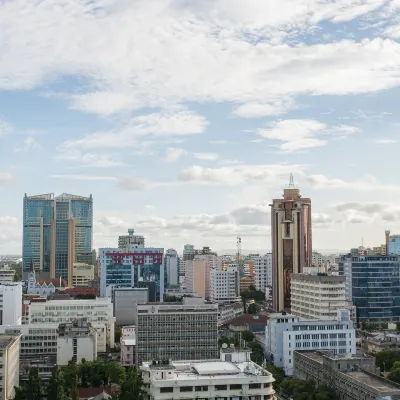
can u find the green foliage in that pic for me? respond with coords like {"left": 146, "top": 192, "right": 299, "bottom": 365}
{"left": 218, "top": 336, "right": 233, "bottom": 347}
{"left": 279, "top": 378, "right": 336, "bottom": 400}
{"left": 118, "top": 366, "right": 145, "bottom": 400}
{"left": 47, "top": 365, "right": 68, "bottom": 400}
{"left": 375, "top": 349, "right": 400, "bottom": 372}
{"left": 247, "top": 303, "right": 260, "bottom": 314}
{"left": 13, "top": 387, "right": 25, "bottom": 400}
{"left": 388, "top": 368, "right": 400, "bottom": 384}
{"left": 164, "top": 295, "right": 180, "bottom": 302}
{"left": 241, "top": 330, "right": 255, "bottom": 343}
{"left": 71, "top": 374, "right": 79, "bottom": 400}
{"left": 73, "top": 294, "right": 96, "bottom": 300}
{"left": 114, "top": 326, "right": 122, "bottom": 343}
{"left": 241, "top": 288, "right": 265, "bottom": 303}
{"left": 248, "top": 284, "right": 257, "bottom": 291}
{"left": 26, "top": 368, "right": 44, "bottom": 400}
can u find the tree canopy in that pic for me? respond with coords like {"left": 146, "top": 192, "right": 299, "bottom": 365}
{"left": 280, "top": 378, "right": 336, "bottom": 400}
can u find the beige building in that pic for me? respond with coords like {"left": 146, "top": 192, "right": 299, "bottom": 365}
{"left": 291, "top": 274, "right": 348, "bottom": 320}
{"left": 72, "top": 263, "right": 95, "bottom": 287}
{"left": 184, "top": 259, "right": 210, "bottom": 299}
{"left": 0, "top": 334, "right": 22, "bottom": 400}
{"left": 270, "top": 176, "right": 312, "bottom": 311}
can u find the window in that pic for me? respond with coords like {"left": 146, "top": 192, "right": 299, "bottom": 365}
{"left": 195, "top": 386, "right": 208, "bottom": 392}
{"left": 215, "top": 385, "right": 227, "bottom": 391}
{"left": 249, "top": 383, "right": 262, "bottom": 389}
{"left": 264, "top": 383, "right": 272, "bottom": 388}
{"left": 230, "top": 384, "right": 242, "bottom": 390}
{"left": 160, "top": 387, "right": 173, "bottom": 393}
{"left": 180, "top": 386, "right": 193, "bottom": 392}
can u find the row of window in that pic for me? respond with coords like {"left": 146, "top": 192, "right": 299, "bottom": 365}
{"left": 160, "top": 383, "right": 271, "bottom": 393}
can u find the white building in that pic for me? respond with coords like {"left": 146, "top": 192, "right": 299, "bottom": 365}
{"left": 164, "top": 249, "right": 179, "bottom": 286}
{"left": 112, "top": 287, "right": 148, "bottom": 326}
{"left": 26, "top": 270, "right": 66, "bottom": 297}
{"left": 291, "top": 274, "right": 349, "bottom": 320}
{"left": 118, "top": 229, "right": 145, "bottom": 250}
{"left": 0, "top": 267, "right": 16, "bottom": 284}
{"left": 265, "top": 309, "right": 356, "bottom": 376}
{"left": 72, "top": 263, "right": 95, "bottom": 287}
{"left": 0, "top": 284, "right": 22, "bottom": 325}
{"left": 218, "top": 302, "right": 244, "bottom": 327}
{"left": 27, "top": 298, "right": 115, "bottom": 351}
{"left": 210, "top": 266, "right": 240, "bottom": 303}
{"left": 120, "top": 326, "right": 136, "bottom": 366}
{"left": 253, "top": 254, "right": 272, "bottom": 292}
{"left": 141, "top": 348, "right": 275, "bottom": 400}
{"left": 312, "top": 251, "right": 324, "bottom": 266}
{"left": 57, "top": 320, "right": 97, "bottom": 366}
{"left": 0, "top": 334, "right": 22, "bottom": 400}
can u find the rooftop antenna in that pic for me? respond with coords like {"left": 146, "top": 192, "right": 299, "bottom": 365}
{"left": 288, "top": 173, "right": 295, "bottom": 189}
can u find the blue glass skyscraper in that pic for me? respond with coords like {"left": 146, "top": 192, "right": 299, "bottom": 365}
{"left": 23, "top": 193, "right": 93, "bottom": 285}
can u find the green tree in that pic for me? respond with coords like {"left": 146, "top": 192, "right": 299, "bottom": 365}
{"left": 375, "top": 349, "right": 400, "bottom": 371}
{"left": 388, "top": 368, "right": 400, "bottom": 384}
{"left": 248, "top": 284, "right": 257, "bottom": 291}
{"left": 47, "top": 366, "right": 68, "bottom": 400}
{"left": 26, "top": 368, "right": 44, "bottom": 400}
{"left": 218, "top": 336, "right": 233, "bottom": 347}
{"left": 241, "top": 330, "right": 255, "bottom": 343}
{"left": 114, "top": 326, "right": 122, "bottom": 343}
{"left": 71, "top": 374, "right": 79, "bottom": 400}
{"left": 119, "top": 366, "right": 145, "bottom": 400}
{"left": 247, "top": 303, "right": 260, "bottom": 314}
{"left": 13, "top": 387, "right": 26, "bottom": 400}
{"left": 63, "top": 360, "right": 79, "bottom": 392}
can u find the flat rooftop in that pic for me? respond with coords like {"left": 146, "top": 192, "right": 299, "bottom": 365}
{"left": 193, "top": 361, "right": 240, "bottom": 375}
{"left": 345, "top": 371, "right": 400, "bottom": 393}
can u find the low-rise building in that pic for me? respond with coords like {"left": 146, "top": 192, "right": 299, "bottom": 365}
{"left": 57, "top": 319, "right": 97, "bottom": 365}
{"left": 0, "top": 334, "right": 22, "bottom": 400}
{"left": 218, "top": 302, "right": 244, "bottom": 327}
{"left": 0, "top": 267, "right": 16, "bottom": 284}
{"left": 240, "top": 276, "right": 256, "bottom": 293}
{"left": 140, "top": 348, "right": 275, "bottom": 400}
{"left": 229, "top": 313, "right": 268, "bottom": 333}
{"left": 120, "top": 326, "right": 135, "bottom": 366}
{"left": 265, "top": 310, "right": 356, "bottom": 376}
{"left": 294, "top": 350, "right": 400, "bottom": 400}
{"left": 72, "top": 263, "right": 95, "bottom": 287}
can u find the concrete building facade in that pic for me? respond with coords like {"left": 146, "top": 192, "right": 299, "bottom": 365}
{"left": 210, "top": 266, "right": 240, "bottom": 303}
{"left": 270, "top": 177, "right": 312, "bottom": 311}
{"left": 72, "top": 263, "right": 94, "bottom": 287}
{"left": 112, "top": 287, "right": 148, "bottom": 326}
{"left": 136, "top": 299, "right": 218, "bottom": 365}
{"left": 120, "top": 326, "right": 136, "bottom": 366}
{"left": 0, "top": 334, "right": 22, "bottom": 400}
{"left": 164, "top": 249, "right": 179, "bottom": 286}
{"left": 0, "top": 284, "right": 22, "bottom": 326}
{"left": 253, "top": 253, "right": 272, "bottom": 293}
{"left": 265, "top": 310, "right": 356, "bottom": 376}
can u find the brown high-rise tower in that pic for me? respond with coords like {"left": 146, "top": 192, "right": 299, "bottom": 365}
{"left": 270, "top": 175, "right": 312, "bottom": 312}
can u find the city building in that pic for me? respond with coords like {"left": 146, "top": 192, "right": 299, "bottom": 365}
{"left": 240, "top": 276, "right": 256, "bottom": 293}
{"left": 136, "top": 298, "right": 218, "bottom": 365}
{"left": 265, "top": 309, "right": 355, "bottom": 376}
{"left": 72, "top": 263, "right": 95, "bottom": 287}
{"left": 183, "top": 259, "right": 209, "bottom": 299}
{"left": 120, "top": 326, "right": 136, "bottom": 366}
{"left": 339, "top": 254, "right": 400, "bottom": 324}
{"left": 229, "top": 314, "right": 268, "bottom": 333}
{"left": 218, "top": 302, "right": 244, "bottom": 327}
{"left": 27, "top": 270, "right": 67, "bottom": 296}
{"left": 0, "top": 267, "right": 16, "bottom": 284}
{"left": 311, "top": 251, "right": 324, "bottom": 266}
{"left": 22, "top": 193, "right": 93, "bottom": 285}
{"left": 164, "top": 249, "right": 179, "bottom": 286}
{"left": 26, "top": 297, "right": 115, "bottom": 351}
{"left": 0, "top": 284, "right": 22, "bottom": 325}
{"left": 140, "top": 348, "right": 275, "bottom": 400}
{"left": 112, "top": 287, "right": 148, "bottom": 326}
{"left": 291, "top": 274, "right": 349, "bottom": 320}
{"left": 118, "top": 229, "right": 145, "bottom": 250}
{"left": 210, "top": 266, "right": 240, "bottom": 303}
{"left": 253, "top": 253, "right": 272, "bottom": 293}
{"left": 99, "top": 246, "right": 164, "bottom": 301}
{"left": 294, "top": 350, "right": 400, "bottom": 400}
{"left": 56, "top": 319, "right": 97, "bottom": 365}
{"left": 388, "top": 231, "right": 400, "bottom": 255}
{"left": 0, "top": 334, "right": 22, "bottom": 400}
{"left": 270, "top": 176, "right": 312, "bottom": 311}
{"left": 182, "top": 244, "right": 195, "bottom": 261}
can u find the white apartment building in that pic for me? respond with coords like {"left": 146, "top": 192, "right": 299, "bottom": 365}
{"left": 291, "top": 274, "right": 348, "bottom": 320}
{"left": 72, "top": 263, "right": 94, "bottom": 287}
{"left": 0, "top": 267, "right": 16, "bottom": 284}
{"left": 218, "top": 302, "right": 244, "bottom": 327}
{"left": 141, "top": 349, "right": 275, "bottom": 400}
{"left": 253, "top": 254, "right": 272, "bottom": 292}
{"left": 210, "top": 266, "right": 240, "bottom": 303}
{"left": 265, "top": 310, "right": 356, "bottom": 376}
{"left": 0, "top": 284, "right": 22, "bottom": 325}
{"left": 312, "top": 251, "right": 324, "bottom": 266}
{"left": 0, "top": 334, "right": 22, "bottom": 400}
{"left": 164, "top": 249, "right": 179, "bottom": 286}
{"left": 27, "top": 298, "right": 115, "bottom": 350}
{"left": 57, "top": 320, "right": 97, "bottom": 366}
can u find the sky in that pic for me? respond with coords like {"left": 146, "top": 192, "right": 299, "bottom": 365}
{"left": 1, "top": 0, "right": 400, "bottom": 255}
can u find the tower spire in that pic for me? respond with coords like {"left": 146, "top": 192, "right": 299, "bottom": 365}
{"left": 288, "top": 173, "right": 295, "bottom": 189}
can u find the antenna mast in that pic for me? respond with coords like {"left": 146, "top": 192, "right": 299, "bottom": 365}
{"left": 237, "top": 236, "right": 243, "bottom": 276}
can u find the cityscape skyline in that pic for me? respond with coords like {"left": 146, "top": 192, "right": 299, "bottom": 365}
{"left": 2, "top": 1, "right": 400, "bottom": 255}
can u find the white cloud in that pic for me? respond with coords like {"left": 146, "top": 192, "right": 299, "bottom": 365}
{"left": 0, "top": 119, "right": 13, "bottom": 137}
{"left": 14, "top": 136, "right": 40, "bottom": 152}
{"left": 55, "top": 150, "right": 123, "bottom": 168}
{"left": 49, "top": 174, "right": 116, "bottom": 181}
{"left": 335, "top": 201, "right": 400, "bottom": 223}
{"left": 233, "top": 98, "right": 295, "bottom": 118}
{"left": 193, "top": 153, "right": 219, "bottom": 161}
{"left": 0, "top": 172, "right": 17, "bottom": 185}
{"left": 260, "top": 119, "right": 327, "bottom": 152}
{"left": 334, "top": 125, "right": 360, "bottom": 135}
{"left": 178, "top": 164, "right": 303, "bottom": 185}
{"left": 116, "top": 176, "right": 147, "bottom": 191}
{"left": 164, "top": 148, "right": 186, "bottom": 163}
{"left": 374, "top": 138, "right": 396, "bottom": 144}
{"left": 0, "top": 216, "right": 20, "bottom": 251}
{"left": 61, "top": 108, "right": 208, "bottom": 150}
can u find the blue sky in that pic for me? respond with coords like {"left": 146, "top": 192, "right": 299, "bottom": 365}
{"left": 1, "top": 0, "right": 400, "bottom": 254}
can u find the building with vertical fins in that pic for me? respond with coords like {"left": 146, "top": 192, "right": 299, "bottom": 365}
{"left": 270, "top": 175, "right": 312, "bottom": 312}
{"left": 23, "top": 193, "right": 93, "bottom": 285}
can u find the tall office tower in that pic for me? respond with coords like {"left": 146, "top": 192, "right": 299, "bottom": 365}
{"left": 182, "top": 244, "right": 195, "bottom": 261}
{"left": 23, "top": 193, "right": 93, "bottom": 285}
{"left": 118, "top": 229, "right": 145, "bottom": 250}
{"left": 164, "top": 248, "right": 179, "bottom": 286}
{"left": 270, "top": 175, "right": 312, "bottom": 312}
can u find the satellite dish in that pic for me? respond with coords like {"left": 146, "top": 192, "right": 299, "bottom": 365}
{"left": 222, "top": 343, "right": 228, "bottom": 349}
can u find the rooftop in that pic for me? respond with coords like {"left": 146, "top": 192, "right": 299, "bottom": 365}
{"left": 344, "top": 371, "right": 400, "bottom": 393}
{"left": 229, "top": 313, "right": 268, "bottom": 326}
{"left": 193, "top": 361, "right": 240, "bottom": 375}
